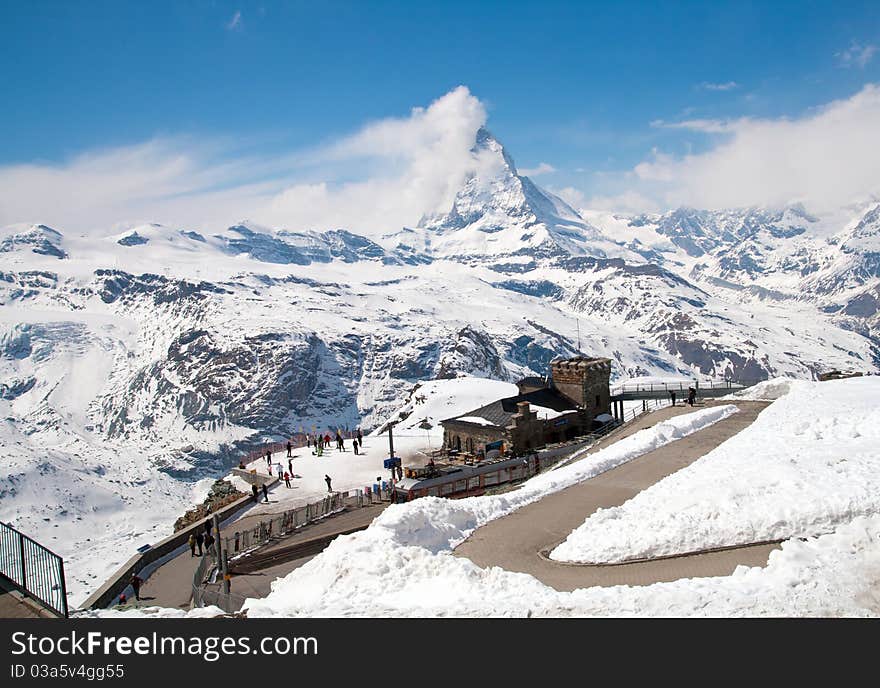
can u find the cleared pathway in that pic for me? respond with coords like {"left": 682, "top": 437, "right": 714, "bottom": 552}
{"left": 455, "top": 400, "right": 778, "bottom": 591}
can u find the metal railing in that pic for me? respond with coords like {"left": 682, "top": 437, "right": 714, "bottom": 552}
{"left": 192, "top": 488, "right": 390, "bottom": 612}
{"left": 221, "top": 492, "right": 347, "bottom": 559}
{"left": 610, "top": 379, "right": 763, "bottom": 400}
{"left": 0, "top": 522, "right": 69, "bottom": 617}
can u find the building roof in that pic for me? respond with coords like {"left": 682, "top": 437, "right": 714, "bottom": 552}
{"left": 516, "top": 375, "right": 546, "bottom": 387}
{"left": 442, "top": 387, "right": 579, "bottom": 429}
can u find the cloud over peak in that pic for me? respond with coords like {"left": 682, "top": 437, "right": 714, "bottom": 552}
{"left": 0, "top": 86, "right": 489, "bottom": 236}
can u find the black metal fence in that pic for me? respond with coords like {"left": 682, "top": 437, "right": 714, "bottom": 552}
{"left": 0, "top": 522, "right": 69, "bottom": 617}
{"left": 192, "top": 489, "right": 386, "bottom": 613}
{"left": 221, "top": 492, "right": 347, "bottom": 559}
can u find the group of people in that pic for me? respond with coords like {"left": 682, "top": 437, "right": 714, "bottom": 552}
{"left": 241, "top": 425, "right": 370, "bottom": 502}
{"left": 188, "top": 518, "right": 216, "bottom": 557}
{"left": 307, "top": 428, "right": 365, "bottom": 456}
{"left": 669, "top": 387, "right": 698, "bottom": 407}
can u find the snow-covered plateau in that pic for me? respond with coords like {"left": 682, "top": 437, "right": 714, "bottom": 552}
{"left": 3, "top": 126, "right": 880, "bottom": 609}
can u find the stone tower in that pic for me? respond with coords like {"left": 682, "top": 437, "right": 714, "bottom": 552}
{"left": 550, "top": 356, "right": 612, "bottom": 416}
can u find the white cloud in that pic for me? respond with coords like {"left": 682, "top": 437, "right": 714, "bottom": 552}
{"left": 552, "top": 186, "right": 659, "bottom": 216}
{"left": 256, "top": 86, "right": 487, "bottom": 233}
{"left": 699, "top": 81, "right": 739, "bottom": 91}
{"left": 519, "top": 162, "right": 556, "bottom": 177}
{"left": 585, "top": 191, "right": 661, "bottom": 215}
{"left": 837, "top": 41, "right": 877, "bottom": 68}
{"left": 0, "top": 87, "right": 488, "bottom": 236}
{"left": 630, "top": 84, "right": 880, "bottom": 211}
{"left": 227, "top": 10, "right": 242, "bottom": 31}
{"left": 650, "top": 118, "right": 742, "bottom": 134}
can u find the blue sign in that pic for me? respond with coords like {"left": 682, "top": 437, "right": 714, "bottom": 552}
{"left": 486, "top": 440, "right": 503, "bottom": 451}
{"left": 383, "top": 457, "right": 401, "bottom": 469}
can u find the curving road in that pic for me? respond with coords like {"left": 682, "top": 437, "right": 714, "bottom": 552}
{"left": 454, "top": 400, "right": 778, "bottom": 591}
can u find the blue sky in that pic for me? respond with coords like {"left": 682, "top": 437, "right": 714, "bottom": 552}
{"left": 2, "top": 1, "right": 880, "bottom": 230}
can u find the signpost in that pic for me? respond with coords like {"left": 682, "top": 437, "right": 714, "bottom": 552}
{"left": 386, "top": 421, "right": 399, "bottom": 482}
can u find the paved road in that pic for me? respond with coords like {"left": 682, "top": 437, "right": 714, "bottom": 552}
{"left": 455, "top": 400, "right": 778, "bottom": 591}
{"left": 0, "top": 586, "right": 44, "bottom": 618}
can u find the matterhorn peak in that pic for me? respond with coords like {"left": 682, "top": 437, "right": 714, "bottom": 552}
{"left": 415, "top": 126, "right": 607, "bottom": 259}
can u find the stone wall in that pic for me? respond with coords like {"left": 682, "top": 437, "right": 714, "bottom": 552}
{"left": 443, "top": 421, "right": 506, "bottom": 454}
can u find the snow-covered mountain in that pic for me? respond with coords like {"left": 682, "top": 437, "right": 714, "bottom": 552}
{"left": 2, "top": 127, "right": 878, "bottom": 605}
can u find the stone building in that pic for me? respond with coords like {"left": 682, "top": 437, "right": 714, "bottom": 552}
{"left": 441, "top": 356, "right": 612, "bottom": 457}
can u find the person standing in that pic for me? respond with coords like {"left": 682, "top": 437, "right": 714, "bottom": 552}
{"left": 353, "top": 438, "right": 359, "bottom": 455}
{"left": 669, "top": 390, "right": 676, "bottom": 406}
{"left": 284, "top": 472, "right": 291, "bottom": 488}
{"left": 286, "top": 441, "right": 292, "bottom": 458}
{"left": 188, "top": 533, "right": 196, "bottom": 557}
{"left": 325, "top": 474, "right": 332, "bottom": 493}
{"left": 130, "top": 573, "right": 143, "bottom": 601}
{"left": 251, "top": 484, "right": 259, "bottom": 503}
{"left": 261, "top": 483, "right": 269, "bottom": 503}
{"left": 265, "top": 449, "right": 272, "bottom": 470}
{"left": 195, "top": 531, "right": 204, "bottom": 556}
{"left": 688, "top": 386, "right": 697, "bottom": 406}
{"left": 357, "top": 428, "right": 363, "bottom": 445}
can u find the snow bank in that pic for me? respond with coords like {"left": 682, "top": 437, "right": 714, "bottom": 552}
{"left": 722, "top": 377, "right": 806, "bottom": 401}
{"left": 78, "top": 605, "right": 225, "bottom": 619}
{"left": 551, "top": 377, "right": 880, "bottom": 564}
{"left": 241, "top": 405, "right": 738, "bottom": 616}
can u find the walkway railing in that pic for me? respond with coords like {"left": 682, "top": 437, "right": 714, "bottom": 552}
{"left": 610, "top": 379, "right": 763, "bottom": 400}
{"left": 0, "top": 522, "right": 68, "bottom": 617}
{"left": 221, "top": 492, "right": 347, "bottom": 560}
{"left": 191, "top": 488, "right": 391, "bottom": 612}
